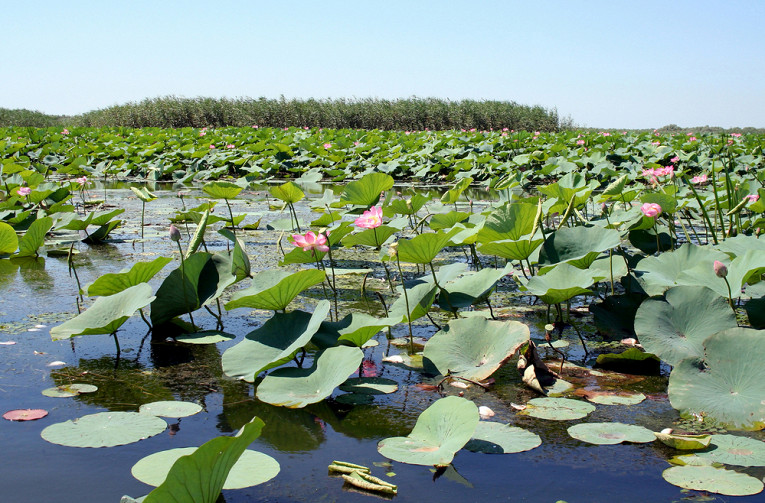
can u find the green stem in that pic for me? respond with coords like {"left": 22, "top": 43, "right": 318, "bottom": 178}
{"left": 396, "top": 254, "right": 414, "bottom": 345}
{"left": 177, "top": 240, "right": 195, "bottom": 329}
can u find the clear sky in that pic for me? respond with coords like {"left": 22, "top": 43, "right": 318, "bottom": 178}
{"left": 2, "top": 1, "right": 763, "bottom": 129}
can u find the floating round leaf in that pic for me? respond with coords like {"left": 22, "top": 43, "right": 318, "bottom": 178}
{"left": 377, "top": 396, "right": 478, "bottom": 466}
{"left": 423, "top": 316, "right": 530, "bottom": 381}
{"left": 339, "top": 378, "right": 398, "bottom": 395}
{"left": 464, "top": 422, "right": 541, "bottom": 454}
{"left": 132, "top": 448, "right": 280, "bottom": 489}
{"left": 668, "top": 328, "right": 765, "bottom": 430}
{"left": 41, "top": 411, "right": 167, "bottom": 447}
{"left": 662, "top": 466, "right": 763, "bottom": 496}
{"left": 518, "top": 398, "right": 595, "bottom": 421}
{"left": 587, "top": 392, "right": 646, "bottom": 406}
{"left": 139, "top": 401, "right": 203, "bottom": 418}
{"left": 256, "top": 346, "right": 363, "bottom": 408}
{"left": 567, "top": 422, "right": 655, "bottom": 445}
{"left": 4, "top": 409, "right": 48, "bottom": 421}
{"left": 42, "top": 383, "right": 98, "bottom": 397}
{"left": 693, "top": 434, "right": 765, "bottom": 467}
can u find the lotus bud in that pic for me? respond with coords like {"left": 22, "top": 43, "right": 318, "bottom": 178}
{"left": 713, "top": 260, "right": 728, "bottom": 278}
{"left": 169, "top": 225, "right": 182, "bottom": 242}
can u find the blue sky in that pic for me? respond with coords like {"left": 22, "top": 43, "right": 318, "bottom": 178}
{"left": 2, "top": 1, "right": 763, "bottom": 128}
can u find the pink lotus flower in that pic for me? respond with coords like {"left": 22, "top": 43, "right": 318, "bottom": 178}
{"left": 691, "top": 174, "right": 708, "bottom": 184}
{"left": 641, "top": 203, "right": 662, "bottom": 218}
{"left": 292, "top": 231, "right": 329, "bottom": 252}
{"left": 670, "top": 156, "right": 680, "bottom": 163}
{"left": 714, "top": 260, "right": 728, "bottom": 278}
{"left": 75, "top": 176, "right": 88, "bottom": 186}
{"left": 353, "top": 141, "right": 360, "bottom": 146}
{"left": 209, "top": 144, "right": 215, "bottom": 149}
{"left": 731, "top": 133, "right": 742, "bottom": 137}
{"left": 17, "top": 187, "right": 31, "bottom": 196}
{"left": 61, "top": 129, "right": 70, "bottom": 135}
{"left": 354, "top": 206, "right": 383, "bottom": 229}
{"left": 576, "top": 139, "right": 585, "bottom": 145}
{"left": 199, "top": 131, "right": 206, "bottom": 136}
{"left": 226, "top": 144, "right": 235, "bottom": 149}
{"left": 323, "top": 143, "right": 332, "bottom": 149}
{"left": 746, "top": 194, "right": 760, "bottom": 203}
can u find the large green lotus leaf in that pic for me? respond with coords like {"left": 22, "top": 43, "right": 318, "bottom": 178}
{"left": 377, "top": 396, "right": 478, "bottom": 466}
{"left": 83, "top": 220, "right": 122, "bottom": 244}
{"left": 477, "top": 202, "right": 538, "bottom": 242}
{"left": 342, "top": 225, "right": 397, "bottom": 248}
{"left": 676, "top": 250, "right": 765, "bottom": 299}
{"left": 464, "top": 422, "right": 541, "bottom": 454}
{"left": 668, "top": 328, "right": 765, "bottom": 430}
{"left": 225, "top": 269, "right": 325, "bottom": 312}
{"left": 437, "top": 264, "right": 513, "bottom": 312}
{"left": 429, "top": 211, "right": 470, "bottom": 230}
{"left": 142, "top": 418, "right": 265, "bottom": 503}
{"left": 522, "top": 263, "right": 604, "bottom": 305}
{"left": 662, "top": 466, "right": 764, "bottom": 496}
{"left": 440, "top": 177, "right": 473, "bottom": 204}
{"left": 269, "top": 181, "right": 304, "bottom": 204}
{"left": 222, "top": 301, "right": 330, "bottom": 381}
{"left": 537, "top": 226, "right": 621, "bottom": 270}
{"left": 423, "top": 317, "right": 529, "bottom": 381}
{"left": 715, "top": 235, "right": 765, "bottom": 258}
{"left": 634, "top": 286, "right": 737, "bottom": 366}
{"left": 87, "top": 257, "right": 172, "bottom": 296}
{"left": 41, "top": 411, "right": 167, "bottom": 447}
{"left": 311, "top": 311, "right": 394, "bottom": 349}
{"left": 340, "top": 172, "right": 393, "bottom": 206}
{"left": 203, "top": 180, "right": 243, "bottom": 200}
{"left": 0, "top": 221, "right": 18, "bottom": 255}
{"left": 17, "top": 216, "right": 53, "bottom": 257}
{"left": 389, "top": 263, "right": 468, "bottom": 323}
{"left": 518, "top": 397, "right": 595, "bottom": 421}
{"left": 339, "top": 377, "right": 398, "bottom": 395}
{"left": 50, "top": 283, "right": 156, "bottom": 340}
{"left": 589, "top": 293, "right": 645, "bottom": 340}
{"left": 567, "top": 422, "right": 655, "bottom": 445}
{"left": 256, "top": 346, "right": 363, "bottom": 408}
{"left": 132, "top": 448, "right": 279, "bottom": 490}
{"left": 478, "top": 238, "right": 543, "bottom": 261}
{"left": 694, "top": 434, "right": 765, "bottom": 466}
{"left": 397, "top": 228, "right": 460, "bottom": 264}
{"left": 139, "top": 401, "right": 203, "bottom": 418}
{"left": 586, "top": 254, "right": 629, "bottom": 283}
{"left": 633, "top": 244, "right": 728, "bottom": 297}
{"left": 150, "top": 253, "right": 236, "bottom": 325}
{"left": 218, "top": 229, "right": 251, "bottom": 281}
{"left": 387, "top": 193, "right": 430, "bottom": 216}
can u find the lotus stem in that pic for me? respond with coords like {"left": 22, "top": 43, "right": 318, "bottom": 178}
{"left": 395, "top": 254, "right": 414, "bottom": 345}
{"left": 224, "top": 198, "right": 236, "bottom": 238}
{"left": 176, "top": 240, "right": 195, "bottom": 329}
{"left": 140, "top": 200, "right": 145, "bottom": 239}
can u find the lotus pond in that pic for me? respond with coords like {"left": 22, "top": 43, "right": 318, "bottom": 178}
{"left": 2, "top": 128, "right": 765, "bottom": 502}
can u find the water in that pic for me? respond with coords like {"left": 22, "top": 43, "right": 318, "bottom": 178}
{"left": 1, "top": 186, "right": 763, "bottom": 502}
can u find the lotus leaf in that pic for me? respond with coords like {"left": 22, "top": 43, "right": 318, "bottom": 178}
{"left": 478, "top": 237, "right": 544, "bottom": 261}
{"left": 692, "top": 434, "right": 765, "bottom": 466}
{"left": 464, "top": 422, "right": 541, "bottom": 454}
{"left": 567, "top": 422, "right": 655, "bottom": 445}
{"left": 130, "top": 186, "right": 157, "bottom": 202}
{"left": 139, "top": 401, "right": 203, "bottom": 418}
{"left": 0, "top": 222, "right": 19, "bottom": 254}
{"left": 633, "top": 244, "right": 728, "bottom": 297}
{"left": 17, "top": 216, "right": 53, "bottom": 257}
{"left": 256, "top": 345, "right": 363, "bottom": 408}
{"left": 594, "top": 348, "right": 661, "bottom": 375}
{"left": 41, "top": 411, "right": 167, "bottom": 447}
{"left": 389, "top": 263, "right": 468, "bottom": 323}
{"left": 41, "top": 383, "right": 98, "bottom": 397}
{"left": 518, "top": 397, "right": 595, "bottom": 421}
{"left": 342, "top": 225, "right": 398, "bottom": 248}
{"left": 175, "top": 330, "right": 236, "bottom": 344}
{"left": 203, "top": 180, "right": 243, "bottom": 200}
{"left": 586, "top": 392, "right": 646, "bottom": 406}
{"left": 477, "top": 202, "right": 538, "bottom": 242}
{"left": 339, "top": 377, "right": 398, "bottom": 395}
{"left": 87, "top": 257, "right": 172, "bottom": 296}
{"left": 311, "top": 311, "right": 394, "bottom": 349}
{"left": 423, "top": 317, "right": 529, "bottom": 381}
{"left": 589, "top": 293, "right": 645, "bottom": 340}
{"left": 634, "top": 286, "right": 736, "bottom": 366}
{"left": 437, "top": 264, "right": 513, "bottom": 312}
{"left": 223, "top": 301, "right": 329, "bottom": 381}
{"left": 377, "top": 396, "right": 478, "bottom": 466}
{"left": 662, "top": 465, "right": 763, "bottom": 496}
{"left": 50, "top": 283, "right": 155, "bottom": 340}
{"left": 668, "top": 328, "right": 765, "bottom": 430}
{"left": 676, "top": 249, "right": 765, "bottom": 299}
{"left": 522, "top": 263, "right": 604, "bottom": 305}
{"left": 340, "top": 172, "right": 393, "bottom": 206}
{"left": 537, "top": 225, "right": 621, "bottom": 270}
{"left": 225, "top": 269, "right": 325, "bottom": 312}
{"left": 132, "top": 448, "right": 279, "bottom": 489}
{"left": 397, "top": 228, "right": 460, "bottom": 264}
{"left": 141, "top": 417, "right": 265, "bottom": 503}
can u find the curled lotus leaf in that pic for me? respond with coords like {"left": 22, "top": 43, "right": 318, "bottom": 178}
{"left": 377, "top": 396, "right": 478, "bottom": 466}
{"left": 423, "top": 316, "right": 529, "bottom": 381}
{"left": 654, "top": 432, "right": 712, "bottom": 450}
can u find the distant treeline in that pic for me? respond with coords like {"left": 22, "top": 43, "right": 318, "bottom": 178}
{"left": 0, "top": 108, "right": 70, "bottom": 128}
{"left": 1, "top": 96, "right": 565, "bottom": 131}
